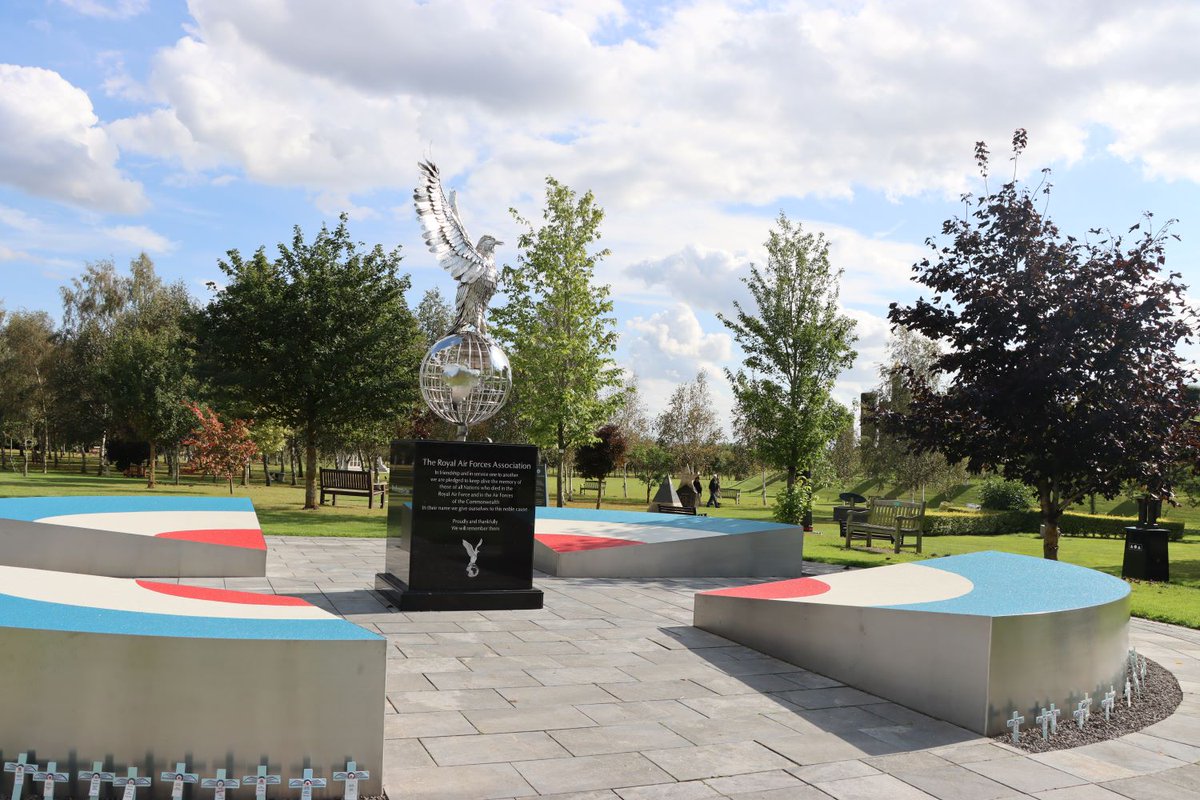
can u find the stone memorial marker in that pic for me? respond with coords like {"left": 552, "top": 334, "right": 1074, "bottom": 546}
{"left": 79, "top": 762, "right": 115, "bottom": 800}
{"left": 1102, "top": 688, "right": 1116, "bottom": 721}
{"left": 332, "top": 762, "right": 368, "bottom": 800}
{"left": 287, "top": 770, "right": 326, "bottom": 800}
{"left": 4, "top": 753, "right": 39, "bottom": 800}
{"left": 32, "top": 762, "right": 69, "bottom": 800}
{"left": 240, "top": 767, "right": 280, "bottom": 800}
{"left": 161, "top": 764, "right": 198, "bottom": 800}
{"left": 201, "top": 770, "right": 240, "bottom": 800}
{"left": 1035, "top": 707, "right": 1051, "bottom": 741}
{"left": 1048, "top": 702, "right": 1061, "bottom": 735}
{"left": 1006, "top": 710, "right": 1024, "bottom": 743}
{"left": 113, "top": 768, "right": 152, "bottom": 800}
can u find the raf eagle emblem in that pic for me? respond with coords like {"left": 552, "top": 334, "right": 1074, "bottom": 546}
{"left": 413, "top": 160, "right": 502, "bottom": 335}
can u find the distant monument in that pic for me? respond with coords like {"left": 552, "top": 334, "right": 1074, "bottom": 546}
{"left": 648, "top": 476, "right": 681, "bottom": 512}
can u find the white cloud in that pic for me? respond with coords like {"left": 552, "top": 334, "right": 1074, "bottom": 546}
{"left": 56, "top": 0, "right": 147, "bottom": 19}
{"left": 625, "top": 303, "right": 732, "bottom": 384}
{"left": 0, "top": 65, "right": 146, "bottom": 213}
{"left": 102, "top": 225, "right": 176, "bottom": 253}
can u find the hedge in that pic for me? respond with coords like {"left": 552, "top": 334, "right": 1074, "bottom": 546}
{"left": 922, "top": 508, "right": 1184, "bottom": 540}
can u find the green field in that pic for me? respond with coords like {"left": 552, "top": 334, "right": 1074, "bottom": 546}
{"left": 2, "top": 462, "right": 1198, "bottom": 629}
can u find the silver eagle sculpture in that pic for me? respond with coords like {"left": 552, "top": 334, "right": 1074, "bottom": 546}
{"left": 413, "top": 160, "right": 502, "bottom": 336}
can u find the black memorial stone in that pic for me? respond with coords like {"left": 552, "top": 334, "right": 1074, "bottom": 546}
{"left": 376, "top": 439, "right": 544, "bottom": 611}
{"left": 1122, "top": 527, "right": 1170, "bottom": 582}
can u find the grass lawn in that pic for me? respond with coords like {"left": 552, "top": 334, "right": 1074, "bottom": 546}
{"left": 4, "top": 463, "right": 1199, "bottom": 629}
{"left": 0, "top": 468, "right": 386, "bottom": 537}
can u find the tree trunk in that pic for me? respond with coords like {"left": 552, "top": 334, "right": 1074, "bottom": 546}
{"left": 289, "top": 446, "right": 297, "bottom": 486}
{"left": 623, "top": 464, "right": 628, "bottom": 499}
{"left": 595, "top": 477, "right": 603, "bottom": 510}
{"left": 242, "top": 461, "right": 250, "bottom": 486}
{"left": 80, "top": 447, "right": 87, "bottom": 474}
{"left": 146, "top": 441, "right": 157, "bottom": 489}
{"left": 263, "top": 453, "right": 272, "bottom": 486}
{"left": 21, "top": 443, "right": 28, "bottom": 478}
{"left": 98, "top": 431, "right": 107, "bottom": 476}
{"left": 304, "top": 442, "right": 318, "bottom": 509}
{"left": 173, "top": 446, "right": 181, "bottom": 485}
{"left": 1040, "top": 486, "right": 1060, "bottom": 560}
{"left": 786, "top": 465, "right": 797, "bottom": 492}
{"left": 555, "top": 423, "right": 565, "bottom": 508}
{"left": 42, "top": 426, "right": 49, "bottom": 474}
{"left": 762, "top": 466, "right": 767, "bottom": 505}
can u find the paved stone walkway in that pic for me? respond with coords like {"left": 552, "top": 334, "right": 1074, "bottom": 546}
{"left": 201, "top": 538, "right": 1200, "bottom": 799}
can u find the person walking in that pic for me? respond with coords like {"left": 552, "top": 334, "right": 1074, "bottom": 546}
{"left": 692, "top": 474, "right": 703, "bottom": 506}
{"left": 706, "top": 474, "right": 721, "bottom": 508}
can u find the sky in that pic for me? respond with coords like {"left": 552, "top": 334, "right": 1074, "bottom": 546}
{"left": 2, "top": 0, "right": 1199, "bottom": 434}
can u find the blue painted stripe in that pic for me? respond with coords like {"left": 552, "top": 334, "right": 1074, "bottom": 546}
{"left": 884, "top": 551, "right": 1129, "bottom": 616}
{"left": 535, "top": 506, "right": 793, "bottom": 534}
{"left": 0, "top": 496, "right": 255, "bottom": 522}
{"left": 0, "top": 593, "right": 381, "bottom": 641}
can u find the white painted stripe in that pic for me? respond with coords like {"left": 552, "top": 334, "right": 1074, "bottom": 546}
{"left": 780, "top": 562, "right": 973, "bottom": 607}
{"left": 534, "top": 518, "right": 730, "bottom": 544}
{"left": 35, "top": 511, "right": 261, "bottom": 537}
{"left": 0, "top": 565, "right": 329, "bottom": 620}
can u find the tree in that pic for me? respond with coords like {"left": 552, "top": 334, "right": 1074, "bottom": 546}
{"left": 184, "top": 403, "right": 259, "bottom": 493}
{"left": 887, "top": 130, "right": 1198, "bottom": 559}
{"left": 573, "top": 424, "right": 628, "bottom": 509}
{"left": 198, "top": 215, "right": 424, "bottom": 509}
{"left": 607, "top": 372, "right": 652, "bottom": 498}
{"left": 0, "top": 311, "right": 56, "bottom": 476}
{"left": 627, "top": 441, "right": 674, "bottom": 503}
{"left": 828, "top": 406, "right": 860, "bottom": 485}
{"left": 415, "top": 287, "right": 454, "bottom": 346}
{"left": 103, "top": 256, "right": 197, "bottom": 488}
{"left": 492, "top": 177, "right": 623, "bottom": 506}
{"left": 656, "top": 371, "right": 722, "bottom": 476}
{"left": 719, "top": 214, "right": 857, "bottom": 492}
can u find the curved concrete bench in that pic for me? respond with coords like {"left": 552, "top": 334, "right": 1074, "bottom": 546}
{"left": 534, "top": 507, "right": 804, "bottom": 577}
{"left": 694, "top": 551, "right": 1130, "bottom": 736}
{"left": 0, "top": 563, "right": 383, "bottom": 798}
{"left": 0, "top": 496, "right": 266, "bottom": 577}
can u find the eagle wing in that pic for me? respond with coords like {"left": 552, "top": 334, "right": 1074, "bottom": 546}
{"left": 413, "top": 160, "right": 489, "bottom": 286}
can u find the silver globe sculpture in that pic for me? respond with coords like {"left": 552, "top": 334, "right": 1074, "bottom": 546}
{"left": 419, "top": 331, "right": 512, "bottom": 439}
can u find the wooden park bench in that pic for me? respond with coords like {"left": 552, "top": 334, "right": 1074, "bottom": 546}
{"left": 656, "top": 504, "right": 704, "bottom": 516}
{"left": 122, "top": 463, "right": 146, "bottom": 478}
{"left": 844, "top": 497, "right": 926, "bottom": 554}
{"left": 319, "top": 468, "right": 386, "bottom": 508}
{"left": 578, "top": 480, "right": 604, "bottom": 496}
{"left": 718, "top": 487, "right": 741, "bottom": 505}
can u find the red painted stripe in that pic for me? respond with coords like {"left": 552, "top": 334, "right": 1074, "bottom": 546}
{"left": 536, "top": 534, "right": 643, "bottom": 552}
{"left": 155, "top": 529, "right": 266, "bottom": 550}
{"left": 136, "top": 580, "right": 310, "bottom": 606}
{"left": 702, "top": 577, "right": 831, "bottom": 599}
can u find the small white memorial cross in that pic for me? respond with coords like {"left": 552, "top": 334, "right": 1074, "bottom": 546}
{"left": 32, "top": 762, "right": 69, "bottom": 800}
{"left": 4, "top": 753, "right": 39, "bottom": 800}
{"left": 1048, "top": 703, "right": 1061, "bottom": 735}
{"left": 162, "top": 764, "right": 199, "bottom": 800}
{"left": 1073, "top": 703, "right": 1088, "bottom": 730}
{"left": 1131, "top": 666, "right": 1142, "bottom": 697}
{"left": 240, "top": 767, "right": 280, "bottom": 800}
{"left": 1102, "top": 688, "right": 1116, "bottom": 722}
{"left": 113, "top": 768, "right": 152, "bottom": 800}
{"left": 333, "top": 762, "right": 368, "bottom": 800}
{"left": 287, "top": 770, "right": 326, "bottom": 800}
{"left": 1035, "top": 707, "right": 1051, "bottom": 741}
{"left": 79, "top": 762, "right": 115, "bottom": 800}
{"left": 1139, "top": 653, "right": 1147, "bottom": 682}
{"left": 201, "top": 769, "right": 240, "bottom": 800}
{"left": 1125, "top": 678, "right": 1133, "bottom": 707}
{"left": 1006, "top": 711, "right": 1024, "bottom": 743}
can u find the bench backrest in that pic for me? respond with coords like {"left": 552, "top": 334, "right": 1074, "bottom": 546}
{"left": 867, "top": 498, "right": 925, "bottom": 528}
{"left": 321, "top": 469, "right": 372, "bottom": 490}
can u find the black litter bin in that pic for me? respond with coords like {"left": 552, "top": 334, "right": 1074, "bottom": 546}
{"left": 833, "top": 493, "right": 868, "bottom": 541}
{"left": 1122, "top": 526, "right": 1170, "bottom": 582}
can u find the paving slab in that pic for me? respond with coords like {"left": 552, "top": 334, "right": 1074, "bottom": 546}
{"left": 550, "top": 722, "right": 694, "bottom": 756}
{"left": 962, "top": 756, "right": 1087, "bottom": 794}
{"left": 642, "top": 741, "right": 798, "bottom": 781}
{"left": 422, "top": 731, "right": 570, "bottom": 766}
{"left": 514, "top": 753, "right": 675, "bottom": 795}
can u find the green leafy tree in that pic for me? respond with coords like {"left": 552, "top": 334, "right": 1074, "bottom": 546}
{"left": 719, "top": 214, "right": 857, "bottom": 492}
{"left": 573, "top": 424, "right": 628, "bottom": 509}
{"left": 198, "top": 215, "right": 424, "bottom": 509}
{"left": 0, "top": 311, "right": 57, "bottom": 476}
{"left": 103, "top": 260, "right": 198, "bottom": 488}
{"left": 627, "top": 441, "right": 675, "bottom": 503}
{"left": 656, "top": 371, "right": 722, "bottom": 475}
{"left": 887, "top": 131, "right": 1198, "bottom": 559}
{"left": 415, "top": 287, "right": 454, "bottom": 346}
{"left": 492, "top": 177, "right": 623, "bottom": 506}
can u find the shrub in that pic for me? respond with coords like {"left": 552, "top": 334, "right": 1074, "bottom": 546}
{"left": 921, "top": 509, "right": 1184, "bottom": 540}
{"left": 978, "top": 477, "right": 1033, "bottom": 510}
{"left": 773, "top": 479, "right": 813, "bottom": 525}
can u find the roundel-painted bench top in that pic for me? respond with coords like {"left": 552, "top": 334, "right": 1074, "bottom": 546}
{"left": 702, "top": 551, "right": 1130, "bottom": 616}
{"left": 0, "top": 495, "right": 265, "bottom": 550}
{"left": 534, "top": 506, "right": 795, "bottom": 552}
{"left": 0, "top": 563, "right": 378, "bottom": 641}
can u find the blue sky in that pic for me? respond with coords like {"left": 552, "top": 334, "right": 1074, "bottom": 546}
{"left": 2, "top": 1, "right": 1199, "bottom": 429}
